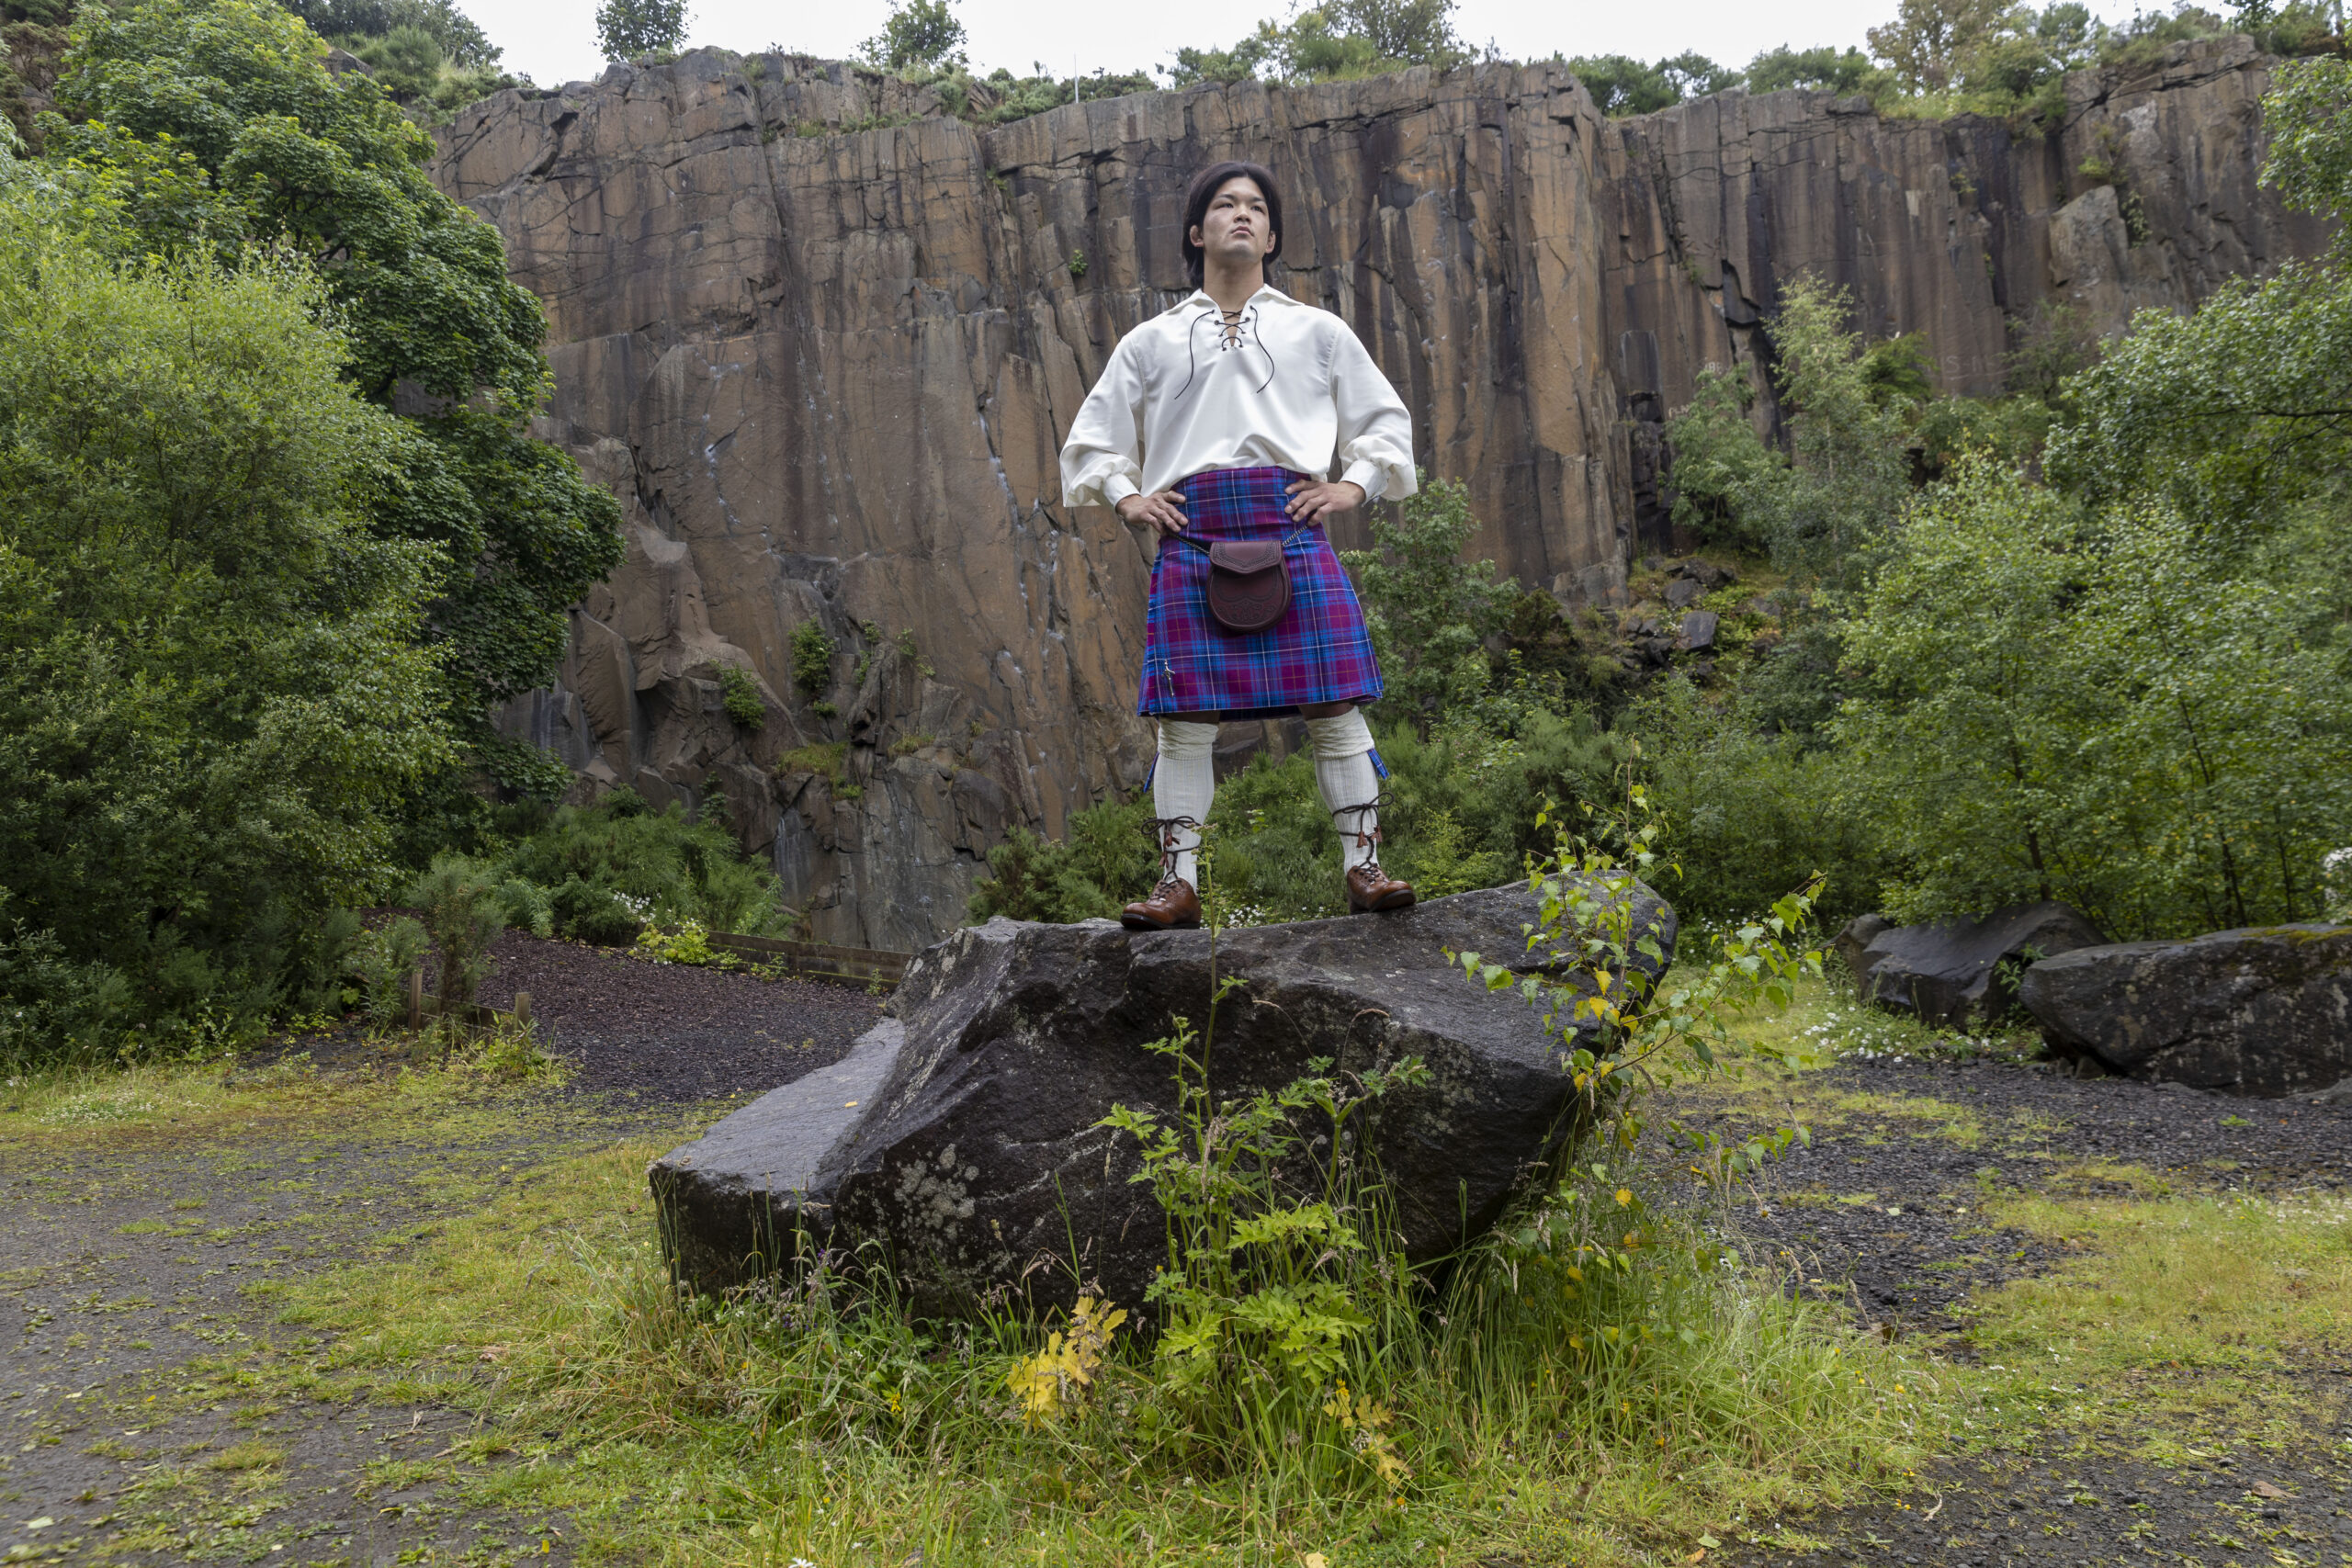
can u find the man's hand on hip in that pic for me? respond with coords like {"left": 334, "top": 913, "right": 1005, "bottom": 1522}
{"left": 1116, "top": 490, "right": 1190, "bottom": 536}
{"left": 1283, "top": 479, "right": 1365, "bottom": 525}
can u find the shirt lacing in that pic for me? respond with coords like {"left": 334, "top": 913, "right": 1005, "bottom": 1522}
{"left": 1172, "top": 303, "right": 1277, "bottom": 400}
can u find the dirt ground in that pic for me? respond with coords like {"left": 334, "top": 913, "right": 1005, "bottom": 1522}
{"left": 5, "top": 939, "right": 2349, "bottom": 1565}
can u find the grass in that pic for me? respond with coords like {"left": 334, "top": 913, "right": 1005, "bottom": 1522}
{"left": 250, "top": 1137, "right": 1940, "bottom": 1566}
{"left": 14, "top": 975, "right": 2342, "bottom": 1564}
{"left": 1960, "top": 1183, "right": 2352, "bottom": 1455}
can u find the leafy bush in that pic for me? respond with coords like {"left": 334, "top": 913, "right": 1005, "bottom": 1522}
{"left": 718, "top": 666, "right": 766, "bottom": 730}
{"left": 634, "top": 919, "right": 739, "bottom": 968}
{"left": 788, "top": 620, "right": 835, "bottom": 694}
{"left": 0, "top": 908, "right": 132, "bottom": 1069}
{"left": 548, "top": 876, "right": 647, "bottom": 946}
{"left": 1631, "top": 678, "right": 1887, "bottom": 927}
{"left": 1338, "top": 472, "right": 1516, "bottom": 729}
{"left": 967, "top": 798, "right": 1158, "bottom": 924}
{"left": 492, "top": 789, "right": 787, "bottom": 938}
{"left": 0, "top": 201, "right": 448, "bottom": 1055}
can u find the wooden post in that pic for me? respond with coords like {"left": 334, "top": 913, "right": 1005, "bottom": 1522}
{"left": 513, "top": 990, "right": 532, "bottom": 1028}
{"left": 405, "top": 965, "right": 424, "bottom": 1032}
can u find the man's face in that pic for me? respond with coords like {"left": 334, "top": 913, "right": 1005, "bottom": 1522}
{"left": 1191, "top": 176, "right": 1273, "bottom": 273}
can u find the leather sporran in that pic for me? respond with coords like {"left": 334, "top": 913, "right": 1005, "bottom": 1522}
{"left": 1182, "top": 536, "right": 1292, "bottom": 633}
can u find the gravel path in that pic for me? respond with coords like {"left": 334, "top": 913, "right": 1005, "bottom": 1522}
{"left": 470, "top": 931, "right": 888, "bottom": 1101}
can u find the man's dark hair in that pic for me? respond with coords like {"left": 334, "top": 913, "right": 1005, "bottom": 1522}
{"left": 1182, "top": 161, "right": 1283, "bottom": 289}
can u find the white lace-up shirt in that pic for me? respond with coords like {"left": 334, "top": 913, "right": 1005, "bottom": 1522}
{"left": 1058, "top": 285, "right": 1419, "bottom": 510}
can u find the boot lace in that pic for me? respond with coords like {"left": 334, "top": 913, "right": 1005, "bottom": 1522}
{"left": 1139, "top": 814, "right": 1203, "bottom": 889}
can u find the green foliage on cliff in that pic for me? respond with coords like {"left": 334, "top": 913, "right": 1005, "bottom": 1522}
{"left": 41, "top": 0, "right": 622, "bottom": 809}
{"left": 1161, "top": 0, "right": 1468, "bottom": 85}
{"left": 0, "top": 212, "right": 452, "bottom": 1061}
{"left": 1665, "top": 276, "right": 1920, "bottom": 586}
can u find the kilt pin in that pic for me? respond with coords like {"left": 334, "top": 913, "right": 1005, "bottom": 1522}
{"left": 1136, "top": 466, "right": 1384, "bottom": 720}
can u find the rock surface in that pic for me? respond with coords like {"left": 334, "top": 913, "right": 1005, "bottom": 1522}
{"left": 431, "top": 40, "right": 2329, "bottom": 950}
{"left": 1852, "top": 903, "right": 2109, "bottom": 1029}
{"left": 649, "top": 878, "right": 1675, "bottom": 1311}
{"left": 2019, "top": 925, "right": 2352, "bottom": 1096}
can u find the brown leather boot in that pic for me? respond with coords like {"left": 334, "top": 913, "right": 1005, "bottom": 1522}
{"left": 1346, "top": 858, "right": 1415, "bottom": 914}
{"left": 1122, "top": 873, "right": 1203, "bottom": 931}
{"left": 1123, "top": 814, "right": 1205, "bottom": 931}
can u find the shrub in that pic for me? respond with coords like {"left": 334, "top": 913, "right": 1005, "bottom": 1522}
{"left": 548, "top": 876, "right": 646, "bottom": 945}
{"left": 492, "top": 789, "right": 786, "bottom": 937}
{"left": 0, "top": 909, "right": 131, "bottom": 1069}
{"left": 789, "top": 620, "right": 835, "bottom": 695}
{"left": 717, "top": 665, "right": 766, "bottom": 730}
{"left": 1632, "top": 676, "right": 1887, "bottom": 927}
{"left": 407, "top": 854, "right": 507, "bottom": 1011}
{"left": 345, "top": 916, "right": 429, "bottom": 1029}
{"left": 1339, "top": 471, "right": 1517, "bottom": 730}
{"left": 634, "top": 919, "right": 738, "bottom": 968}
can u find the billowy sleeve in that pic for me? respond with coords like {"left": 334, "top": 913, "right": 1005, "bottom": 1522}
{"left": 1330, "top": 326, "right": 1417, "bottom": 503}
{"left": 1058, "top": 335, "right": 1146, "bottom": 510}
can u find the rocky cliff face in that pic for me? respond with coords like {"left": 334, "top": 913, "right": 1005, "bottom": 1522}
{"left": 431, "top": 38, "right": 2328, "bottom": 950}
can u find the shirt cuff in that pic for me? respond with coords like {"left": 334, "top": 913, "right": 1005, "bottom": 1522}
{"left": 1339, "top": 460, "right": 1385, "bottom": 504}
{"left": 1100, "top": 473, "right": 1140, "bottom": 508}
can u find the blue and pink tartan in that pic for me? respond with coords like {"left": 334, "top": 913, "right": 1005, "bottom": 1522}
{"left": 1136, "top": 466, "right": 1385, "bottom": 720}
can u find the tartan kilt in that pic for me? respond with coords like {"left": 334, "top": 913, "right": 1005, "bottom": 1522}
{"left": 1136, "top": 466, "right": 1385, "bottom": 720}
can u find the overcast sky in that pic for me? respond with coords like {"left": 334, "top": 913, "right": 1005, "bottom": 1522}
{"left": 461, "top": 0, "right": 2153, "bottom": 96}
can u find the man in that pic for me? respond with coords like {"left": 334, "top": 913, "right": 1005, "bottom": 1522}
{"left": 1060, "top": 159, "right": 1419, "bottom": 931}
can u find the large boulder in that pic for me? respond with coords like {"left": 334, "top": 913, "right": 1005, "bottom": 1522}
{"left": 650, "top": 880, "right": 1675, "bottom": 1314}
{"left": 1849, "top": 903, "right": 2108, "bottom": 1029}
{"left": 2018, "top": 925, "right": 2352, "bottom": 1095}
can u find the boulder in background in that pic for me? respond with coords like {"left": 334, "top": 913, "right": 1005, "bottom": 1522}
{"left": 1849, "top": 903, "right": 2108, "bottom": 1030}
{"left": 2018, "top": 925, "right": 2352, "bottom": 1096}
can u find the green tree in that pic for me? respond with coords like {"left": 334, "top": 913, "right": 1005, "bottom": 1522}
{"left": 1866, "top": 0, "right": 2010, "bottom": 91}
{"left": 1743, "top": 43, "right": 1873, "bottom": 95}
{"left": 1164, "top": 0, "right": 1464, "bottom": 85}
{"left": 42, "top": 0, "right": 623, "bottom": 813}
{"left": 1828, "top": 460, "right": 2350, "bottom": 936}
{"left": 1663, "top": 276, "right": 1917, "bottom": 588}
{"left": 0, "top": 204, "right": 453, "bottom": 1048}
{"left": 1339, "top": 473, "right": 1517, "bottom": 728}
{"left": 283, "top": 0, "right": 498, "bottom": 67}
{"left": 594, "top": 0, "right": 684, "bottom": 62}
{"left": 1566, "top": 51, "right": 1739, "bottom": 116}
{"left": 861, "top": 0, "right": 961, "bottom": 72}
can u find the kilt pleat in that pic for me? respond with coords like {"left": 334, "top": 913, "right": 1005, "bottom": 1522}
{"left": 1136, "top": 466, "right": 1385, "bottom": 719}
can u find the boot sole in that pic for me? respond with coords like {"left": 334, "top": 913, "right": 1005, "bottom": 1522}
{"left": 1120, "top": 912, "right": 1204, "bottom": 931}
{"left": 1349, "top": 890, "right": 1416, "bottom": 914}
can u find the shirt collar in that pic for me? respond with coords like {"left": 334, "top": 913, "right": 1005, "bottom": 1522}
{"left": 1170, "top": 284, "right": 1295, "bottom": 314}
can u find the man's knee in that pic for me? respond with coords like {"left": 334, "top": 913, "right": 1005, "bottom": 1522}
{"left": 1304, "top": 708, "right": 1374, "bottom": 760}
{"left": 1156, "top": 718, "right": 1218, "bottom": 759}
